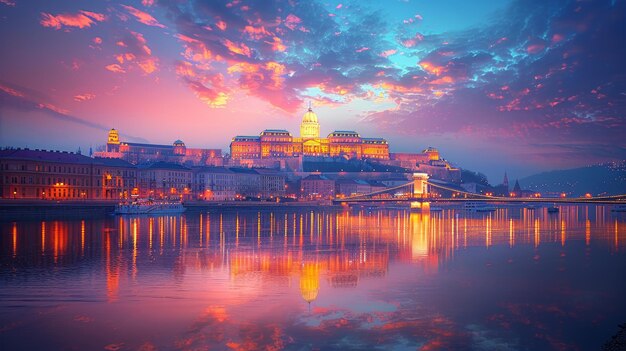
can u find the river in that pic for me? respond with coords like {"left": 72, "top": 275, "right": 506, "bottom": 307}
{"left": 1, "top": 205, "right": 625, "bottom": 350}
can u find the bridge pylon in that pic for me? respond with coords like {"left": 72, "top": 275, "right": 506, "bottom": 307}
{"left": 411, "top": 173, "right": 430, "bottom": 211}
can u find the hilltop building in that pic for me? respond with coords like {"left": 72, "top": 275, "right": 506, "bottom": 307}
{"left": 95, "top": 129, "right": 223, "bottom": 166}
{"left": 230, "top": 107, "right": 390, "bottom": 162}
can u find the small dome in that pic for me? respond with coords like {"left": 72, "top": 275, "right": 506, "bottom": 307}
{"left": 173, "top": 139, "right": 185, "bottom": 146}
{"left": 302, "top": 107, "right": 318, "bottom": 123}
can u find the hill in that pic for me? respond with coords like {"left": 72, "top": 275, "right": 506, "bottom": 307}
{"left": 519, "top": 161, "right": 626, "bottom": 197}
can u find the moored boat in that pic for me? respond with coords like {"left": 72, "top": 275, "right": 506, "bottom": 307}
{"left": 464, "top": 202, "right": 496, "bottom": 212}
{"left": 114, "top": 199, "right": 185, "bottom": 215}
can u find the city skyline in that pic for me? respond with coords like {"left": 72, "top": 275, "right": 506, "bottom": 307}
{"left": 1, "top": 0, "right": 625, "bottom": 183}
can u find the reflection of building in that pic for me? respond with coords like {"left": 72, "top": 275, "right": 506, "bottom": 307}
{"left": 95, "top": 129, "right": 222, "bottom": 166}
{"left": 0, "top": 148, "right": 136, "bottom": 200}
{"left": 299, "top": 262, "right": 320, "bottom": 304}
{"left": 230, "top": 107, "right": 390, "bottom": 161}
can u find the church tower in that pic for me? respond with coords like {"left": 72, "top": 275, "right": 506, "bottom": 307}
{"left": 300, "top": 104, "right": 320, "bottom": 139}
{"left": 503, "top": 171, "right": 509, "bottom": 192}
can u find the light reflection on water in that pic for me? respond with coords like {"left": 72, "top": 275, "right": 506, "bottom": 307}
{"left": 1, "top": 205, "right": 625, "bottom": 350}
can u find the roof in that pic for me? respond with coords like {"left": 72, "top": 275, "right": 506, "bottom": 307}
{"left": 0, "top": 148, "right": 94, "bottom": 165}
{"left": 261, "top": 129, "right": 292, "bottom": 136}
{"left": 192, "top": 166, "right": 233, "bottom": 174}
{"left": 302, "top": 174, "right": 331, "bottom": 181}
{"left": 138, "top": 162, "right": 191, "bottom": 171}
{"left": 94, "top": 157, "right": 135, "bottom": 168}
{"left": 362, "top": 137, "right": 388, "bottom": 144}
{"left": 228, "top": 167, "right": 259, "bottom": 174}
{"left": 328, "top": 131, "right": 360, "bottom": 137}
{"left": 123, "top": 142, "right": 174, "bottom": 149}
{"left": 232, "top": 136, "right": 261, "bottom": 141}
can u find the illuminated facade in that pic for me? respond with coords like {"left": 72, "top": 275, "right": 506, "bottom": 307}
{"left": 96, "top": 129, "right": 223, "bottom": 166}
{"left": 230, "top": 107, "right": 390, "bottom": 160}
{"left": 387, "top": 147, "right": 461, "bottom": 183}
{"left": 0, "top": 148, "right": 136, "bottom": 200}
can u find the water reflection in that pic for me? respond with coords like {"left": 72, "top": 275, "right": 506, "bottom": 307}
{"left": 1, "top": 205, "right": 625, "bottom": 350}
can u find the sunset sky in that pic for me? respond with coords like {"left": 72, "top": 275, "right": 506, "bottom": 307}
{"left": 0, "top": 0, "right": 624, "bottom": 182}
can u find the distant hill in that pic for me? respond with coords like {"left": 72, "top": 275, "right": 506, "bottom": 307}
{"left": 519, "top": 161, "right": 626, "bottom": 197}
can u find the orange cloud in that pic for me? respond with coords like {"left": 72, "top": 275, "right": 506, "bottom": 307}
{"left": 429, "top": 76, "right": 454, "bottom": 85}
{"left": 40, "top": 10, "right": 106, "bottom": 30}
{"left": 266, "top": 36, "right": 286, "bottom": 52}
{"left": 105, "top": 64, "right": 126, "bottom": 73}
{"left": 243, "top": 25, "right": 271, "bottom": 39}
{"left": 223, "top": 39, "right": 251, "bottom": 57}
{"left": 419, "top": 61, "right": 446, "bottom": 76}
{"left": 121, "top": 4, "right": 165, "bottom": 28}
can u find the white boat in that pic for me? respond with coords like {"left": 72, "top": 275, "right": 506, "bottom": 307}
{"left": 464, "top": 202, "right": 496, "bottom": 212}
{"left": 114, "top": 199, "right": 186, "bottom": 215}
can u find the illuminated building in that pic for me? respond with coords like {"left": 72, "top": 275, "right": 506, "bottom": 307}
{"left": 386, "top": 147, "right": 461, "bottom": 182}
{"left": 300, "top": 174, "right": 335, "bottom": 199}
{"left": 193, "top": 167, "right": 285, "bottom": 200}
{"left": 137, "top": 162, "right": 193, "bottom": 200}
{"left": 230, "top": 107, "right": 390, "bottom": 161}
{"left": 0, "top": 148, "right": 136, "bottom": 200}
{"left": 96, "top": 128, "right": 222, "bottom": 166}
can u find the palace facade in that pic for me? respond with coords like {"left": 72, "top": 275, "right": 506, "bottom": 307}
{"left": 95, "top": 129, "right": 223, "bottom": 166}
{"left": 230, "top": 107, "right": 390, "bottom": 160}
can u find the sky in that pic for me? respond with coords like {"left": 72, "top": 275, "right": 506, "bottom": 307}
{"left": 0, "top": 0, "right": 624, "bottom": 183}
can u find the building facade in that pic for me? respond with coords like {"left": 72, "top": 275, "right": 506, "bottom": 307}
{"left": 137, "top": 162, "right": 193, "bottom": 200}
{"left": 95, "top": 129, "right": 223, "bottom": 166}
{"left": 0, "top": 148, "right": 136, "bottom": 200}
{"left": 230, "top": 107, "right": 390, "bottom": 161}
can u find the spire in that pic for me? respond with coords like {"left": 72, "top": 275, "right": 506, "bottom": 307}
{"left": 308, "top": 100, "right": 312, "bottom": 111}
{"left": 503, "top": 171, "right": 509, "bottom": 189}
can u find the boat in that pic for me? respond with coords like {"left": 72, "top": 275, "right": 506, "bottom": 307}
{"left": 547, "top": 206, "right": 559, "bottom": 213}
{"left": 611, "top": 205, "right": 626, "bottom": 212}
{"left": 114, "top": 199, "right": 186, "bottom": 215}
{"left": 464, "top": 202, "right": 496, "bottom": 212}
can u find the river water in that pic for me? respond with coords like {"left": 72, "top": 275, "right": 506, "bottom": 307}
{"left": 1, "top": 205, "right": 625, "bottom": 350}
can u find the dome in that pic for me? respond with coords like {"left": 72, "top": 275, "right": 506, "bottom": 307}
{"left": 302, "top": 107, "right": 318, "bottom": 123}
{"left": 173, "top": 139, "right": 185, "bottom": 146}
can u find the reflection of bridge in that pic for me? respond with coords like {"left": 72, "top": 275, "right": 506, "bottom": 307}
{"left": 332, "top": 173, "right": 626, "bottom": 205}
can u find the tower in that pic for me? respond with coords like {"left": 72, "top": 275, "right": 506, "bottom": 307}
{"left": 300, "top": 103, "right": 320, "bottom": 139}
{"left": 106, "top": 128, "right": 120, "bottom": 152}
{"left": 503, "top": 171, "right": 509, "bottom": 192}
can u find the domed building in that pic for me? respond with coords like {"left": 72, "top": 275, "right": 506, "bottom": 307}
{"left": 230, "top": 106, "right": 390, "bottom": 160}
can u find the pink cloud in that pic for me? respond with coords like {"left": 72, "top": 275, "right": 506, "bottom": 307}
{"left": 336, "top": 4, "right": 343, "bottom": 9}
{"left": 73, "top": 93, "right": 96, "bottom": 102}
{"left": 40, "top": 10, "right": 106, "bottom": 30}
{"left": 284, "top": 14, "right": 301, "bottom": 30}
{"left": 0, "top": 0, "right": 16, "bottom": 6}
{"left": 401, "top": 33, "right": 424, "bottom": 48}
{"left": 216, "top": 20, "right": 227, "bottom": 31}
{"left": 379, "top": 49, "right": 397, "bottom": 58}
{"left": 527, "top": 44, "right": 545, "bottom": 54}
{"left": 93, "top": 37, "right": 102, "bottom": 44}
{"left": 120, "top": 4, "right": 165, "bottom": 28}
{"left": 0, "top": 83, "right": 25, "bottom": 97}
{"left": 356, "top": 47, "right": 369, "bottom": 53}
{"left": 141, "top": 0, "right": 154, "bottom": 6}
